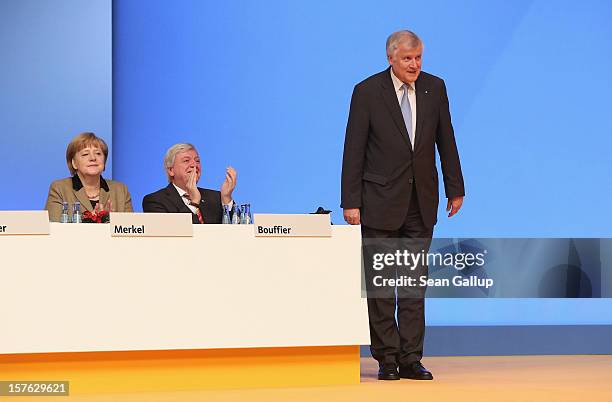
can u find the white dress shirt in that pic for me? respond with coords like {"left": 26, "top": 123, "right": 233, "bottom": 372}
{"left": 390, "top": 68, "right": 417, "bottom": 147}
{"left": 173, "top": 183, "right": 233, "bottom": 215}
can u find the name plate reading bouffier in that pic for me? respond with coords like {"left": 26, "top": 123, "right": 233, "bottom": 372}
{"left": 0, "top": 211, "right": 49, "bottom": 235}
{"left": 254, "top": 214, "right": 331, "bottom": 237}
{"left": 110, "top": 212, "right": 193, "bottom": 237}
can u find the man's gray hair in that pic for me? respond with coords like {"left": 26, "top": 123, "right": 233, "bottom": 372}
{"left": 164, "top": 143, "right": 197, "bottom": 182}
{"left": 386, "top": 30, "right": 423, "bottom": 57}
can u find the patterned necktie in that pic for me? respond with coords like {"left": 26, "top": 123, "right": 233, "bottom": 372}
{"left": 401, "top": 84, "right": 414, "bottom": 148}
{"left": 183, "top": 194, "right": 204, "bottom": 224}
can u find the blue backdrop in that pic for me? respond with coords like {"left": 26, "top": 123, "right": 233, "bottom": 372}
{"left": 0, "top": 0, "right": 111, "bottom": 208}
{"left": 113, "top": 0, "right": 612, "bottom": 239}
{"left": 111, "top": 0, "right": 612, "bottom": 327}
{"left": 2, "top": 0, "right": 611, "bottom": 328}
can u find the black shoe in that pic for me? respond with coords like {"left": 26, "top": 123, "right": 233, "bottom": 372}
{"left": 378, "top": 364, "right": 400, "bottom": 380}
{"left": 399, "top": 362, "right": 433, "bottom": 380}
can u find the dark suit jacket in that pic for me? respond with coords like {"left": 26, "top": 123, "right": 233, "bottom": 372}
{"left": 142, "top": 183, "right": 224, "bottom": 224}
{"left": 341, "top": 68, "right": 465, "bottom": 230}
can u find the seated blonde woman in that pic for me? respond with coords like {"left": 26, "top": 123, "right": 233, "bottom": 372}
{"left": 45, "top": 132, "right": 133, "bottom": 222}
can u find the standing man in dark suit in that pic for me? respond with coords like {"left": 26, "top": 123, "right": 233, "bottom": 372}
{"left": 341, "top": 30, "right": 465, "bottom": 380}
{"left": 143, "top": 143, "right": 236, "bottom": 223}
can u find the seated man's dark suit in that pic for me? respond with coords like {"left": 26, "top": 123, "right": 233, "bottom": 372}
{"left": 142, "top": 183, "right": 224, "bottom": 224}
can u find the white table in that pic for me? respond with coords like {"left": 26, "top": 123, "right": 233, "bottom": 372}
{"left": 0, "top": 223, "right": 369, "bottom": 393}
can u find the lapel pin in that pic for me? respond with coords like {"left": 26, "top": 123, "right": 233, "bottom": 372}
{"left": 425, "top": 90, "right": 429, "bottom": 94}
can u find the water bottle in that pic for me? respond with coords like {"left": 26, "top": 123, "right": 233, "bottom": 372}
{"left": 239, "top": 204, "right": 247, "bottom": 224}
{"left": 222, "top": 204, "right": 231, "bottom": 224}
{"left": 243, "top": 204, "right": 252, "bottom": 224}
{"left": 72, "top": 202, "right": 82, "bottom": 223}
{"left": 231, "top": 202, "right": 240, "bottom": 224}
{"left": 246, "top": 203, "right": 252, "bottom": 224}
{"left": 60, "top": 202, "right": 71, "bottom": 223}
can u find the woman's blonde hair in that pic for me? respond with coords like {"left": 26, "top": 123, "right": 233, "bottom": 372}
{"left": 65, "top": 132, "right": 108, "bottom": 175}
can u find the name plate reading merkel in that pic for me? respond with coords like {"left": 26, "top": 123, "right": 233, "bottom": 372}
{"left": 110, "top": 212, "right": 193, "bottom": 237}
{"left": 254, "top": 214, "right": 331, "bottom": 237}
{"left": 0, "top": 211, "right": 49, "bottom": 235}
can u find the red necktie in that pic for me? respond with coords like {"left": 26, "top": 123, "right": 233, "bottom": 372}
{"left": 195, "top": 207, "right": 204, "bottom": 224}
{"left": 183, "top": 194, "right": 204, "bottom": 224}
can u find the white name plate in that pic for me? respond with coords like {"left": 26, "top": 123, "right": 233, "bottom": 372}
{"left": 110, "top": 213, "right": 193, "bottom": 237}
{"left": 0, "top": 211, "right": 50, "bottom": 235}
{"left": 254, "top": 214, "right": 331, "bottom": 237}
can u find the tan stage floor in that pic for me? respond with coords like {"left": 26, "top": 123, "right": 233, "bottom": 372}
{"left": 15, "top": 355, "right": 612, "bottom": 402}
